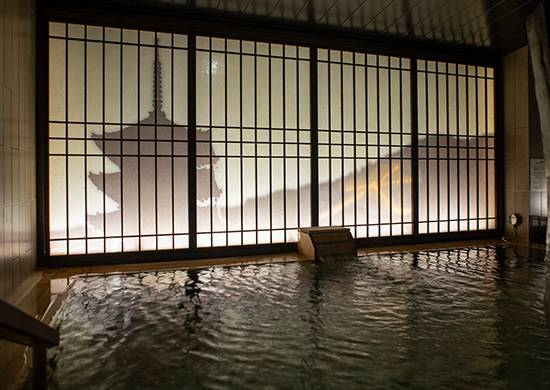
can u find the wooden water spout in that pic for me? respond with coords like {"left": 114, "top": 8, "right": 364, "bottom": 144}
{"left": 298, "top": 227, "right": 356, "bottom": 261}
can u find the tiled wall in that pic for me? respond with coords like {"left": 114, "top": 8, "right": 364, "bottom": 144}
{"left": 1, "top": 0, "right": 37, "bottom": 387}
{"left": 1, "top": 0, "right": 37, "bottom": 299}
{"left": 503, "top": 47, "right": 530, "bottom": 241}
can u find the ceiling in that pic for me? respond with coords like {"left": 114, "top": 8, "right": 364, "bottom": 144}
{"left": 44, "top": 0, "right": 544, "bottom": 55}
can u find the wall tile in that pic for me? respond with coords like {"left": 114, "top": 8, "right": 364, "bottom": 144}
{"left": 25, "top": 201, "right": 32, "bottom": 252}
{"left": 20, "top": 98, "right": 27, "bottom": 154}
{"left": 25, "top": 101, "right": 31, "bottom": 154}
{"left": 503, "top": 53, "right": 515, "bottom": 99}
{"left": 515, "top": 62, "right": 529, "bottom": 128}
{"left": 0, "top": 145, "right": 3, "bottom": 206}
{"left": 19, "top": 43, "right": 25, "bottom": 99}
{"left": 12, "top": 145, "right": 19, "bottom": 204}
{"left": 0, "top": 340, "right": 9, "bottom": 379}
{"left": 13, "top": 202, "right": 19, "bottom": 259}
{"left": 0, "top": 11, "right": 3, "bottom": 103}
{"left": 3, "top": 84, "right": 9, "bottom": 146}
{"left": 0, "top": 88, "right": 2, "bottom": 148}
{"left": 3, "top": 89, "right": 11, "bottom": 206}
{"left": 5, "top": 204, "right": 12, "bottom": 262}
{"left": 504, "top": 190, "right": 516, "bottom": 237}
{"left": 0, "top": 206, "right": 4, "bottom": 297}
{"left": 502, "top": 46, "right": 531, "bottom": 242}
{"left": 11, "top": 38, "right": 19, "bottom": 149}
{"left": 31, "top": 199, "right": 36, "bottom": 252}
{"left": 4, "top": 208, "right": 13, "bottom": 294}
{"left": 0, "top": 1, "right": 37, "bottom": 387}
{"left": 503, "top": 97, "right": 515, "bottom": 159}
{"left": 515, "top": 190, "right": 530, "bottom": 239}
{"left": 16, "top": 0, "right": 24, "bottom": 43}
{"left": 1, "top": 0, "right": 36, "bottom": 300}
{"left": 516, "top": 46, "right": 529, "bottom": 65}
{"left": 1, "top": 87, "right": 6, "bottom": 149}
{"left": 504, "top": 159, "right": 516, "bottom": 191}
{"left": 3, "top": 0, "right": 12, "bottom": 92}
{"left": 11, "top": 257, "right": 20, "bottom": 290}
{"left": 515, "top": 126, "right": 530, "bottom": 191}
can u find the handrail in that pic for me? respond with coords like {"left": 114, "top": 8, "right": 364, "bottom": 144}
{"left": 0, "top": 298, "right": 59, "bottom": 390}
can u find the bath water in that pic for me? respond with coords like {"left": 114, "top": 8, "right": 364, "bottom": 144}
{"left": 45, "top": 245, "right": 550, "bottom": 389}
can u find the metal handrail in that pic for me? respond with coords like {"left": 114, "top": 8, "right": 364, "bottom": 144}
{"left": 0, "top": 298, "right": 59, "bottom": 390}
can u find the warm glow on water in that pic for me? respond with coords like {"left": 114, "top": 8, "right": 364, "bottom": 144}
{"left": 45, "top": 245, "right": 550, "bottom": 389}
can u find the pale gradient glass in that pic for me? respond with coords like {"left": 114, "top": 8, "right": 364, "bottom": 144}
{"left": 86, "top": 42, "right": 103, "bottom": 123}
{"left": 196, "top": 38, "right": 310, "bottom": 247}
{"left": 49, "top": 39, "right": 66, "bottom": 121}
{"left": 48, "top": 23, "right": 188, "bottom": 254}
{"left": 418, "top": 61, "right": 496, "bottom": 233}
{"left": 318, "top": 50, "right": 413, "bottom": 238}
{"left": 48, "top": 22, "right": 496, "bottom": 255}
{"left": 68, "top": 41, "right": 85, "bottom": 122}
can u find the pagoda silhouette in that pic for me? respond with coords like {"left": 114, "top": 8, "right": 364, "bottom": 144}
{"left": 88, "top": 44, "right": 221, "bottom": 239}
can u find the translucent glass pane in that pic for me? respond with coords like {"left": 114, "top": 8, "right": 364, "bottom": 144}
{"left": 49, "top": 156, "right": 67, "bottom": 241}
{"left": 48, "top": 24, "right": 498, "bottom": 257}
{"left": 196, "top": 51, "right": 211, "bottom": 126}
{"left": 379, "top": 161, "right": 390, "bottom": 224}
{"left": 271, "top": 58, "right": 284, "bottom": 129}
{"left": 121, "top": 156, "right": 138, "bottom": 236}
{"left": 242, "top": 56, "right": 256, "bottom": 127}
{"left": 50, "top": 38, "right": 66, "bottom": 121}
{"left": 285, "top": 59, "right": 298, "bottom": 129}
{"left": 257, "top": 56, "right": 269, "bottom": 128}
{"left": 104, "top": 43, "right": 121, "bottom": 124}
{"left": 417, "top": 72, "right": 426, "bottom": 134}
{"left": 140, "top": 157, "right": 156, "bottom": 235}
{"left": 378, "top": 68, "right": 389, "bottom": 132}
{"left": 227, "top": 53, "right": 241, "bottom": 127}
{"left": 417, "top": 62, "right": 495, "bottom": 234}
{"left": 49, "top": 24, "right": 189, "bottom": 255}
{"left": 298, "top": 61, "right": 310, "bottom": 129}
{"left": 86, "top": 42, "right": 103, "bottom": 122}
{"left": 50, "top": 22, "right": 66, "bottom": 37}
{"left": 195, "top": 39, "right": 310, "bottom": 247}
{"left": 317, "top": 62, "right": 329, "bottom": 130}
{"left": 318, "top": 49, "right": 412, "bottom": 236}
{"left": 418, "top": 159, "right": 428, "bottom": 222}
{"left": 174, "top": 157, "right": 189, "bottom": 235}
{"left": 67, "top": 156, "right": 86, "bottom": 238}
{"left": 122, "top": 45, "right": 139, "bottom": 124}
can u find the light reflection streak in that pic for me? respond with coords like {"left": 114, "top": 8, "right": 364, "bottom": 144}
{"left": 321, "top": 163, "right": 413, "bottom": 220}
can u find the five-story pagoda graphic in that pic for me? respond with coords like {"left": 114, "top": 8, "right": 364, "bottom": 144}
{"left": 88, "top": 43, "right": 221, "bottom": 251}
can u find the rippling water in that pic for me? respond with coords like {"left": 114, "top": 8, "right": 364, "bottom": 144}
{"left": 45, "top": 245, "right": 550, "bottom": 389}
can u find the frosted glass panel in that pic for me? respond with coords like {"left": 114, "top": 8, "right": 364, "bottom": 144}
{"left": 317, "top": 50, "right": 413, "bottom": 238}
{"left": 67, "top": 41, "right": 85, "bottom": 122}
{"left": 50, "top": 39, "right": 66, "bottom": 121}
{"left": 48, "top": 23, "right": 189, "bottom": 254}
{"left": 196, "top": 37, "right": 311, "bottom": 247}
{"left": 417, "top": 60, "right": 496, "bottom": 233}
{"left": 47, "top": 23, "right": 498, "bottom": 258}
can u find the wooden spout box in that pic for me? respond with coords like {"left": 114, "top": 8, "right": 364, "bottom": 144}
{"left": 298, "top": 227, "right": 356, "bottom": 260}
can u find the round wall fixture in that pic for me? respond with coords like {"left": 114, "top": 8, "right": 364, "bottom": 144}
{"left": 508, "top": 213, "right": 521, "bottom": 227}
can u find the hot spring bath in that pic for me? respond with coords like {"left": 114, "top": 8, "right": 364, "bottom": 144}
{"left": 43, "top": 245, "right": 550, "bottom": 389}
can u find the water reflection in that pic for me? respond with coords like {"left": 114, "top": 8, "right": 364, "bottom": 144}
{"left": 546, "top": 252, "right": 550, "bottom": 334}
{"left": 184, "top": 270, "right": 202, "bottom": 306}
{"left": 45, "top": 245, "right": 550, "bottom": 390}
